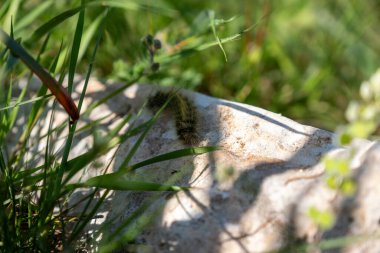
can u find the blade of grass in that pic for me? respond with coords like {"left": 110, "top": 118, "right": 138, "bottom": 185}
{"left": 68, "top": 140, "right": 193, "bottom": 243}
{"left": 274, "top": 233, "right": 380, "bottom": 253}
{"left": 0, "top": 147, "right": 16, "bottom": 251}
{"left": 14, "top": 1, "right": 54, "bottom": 33}
{"left": 80, "top": 176, "right": 186, "bottom": 191}
{"left": 67, "top": 188, "right": 112, "bottom": 243}
{"left": 97, "top": 198, "right": 154, "bottom": 252}
{"left": 33, "top": 111, "right": 113, "bottom": 153}
{"left": 16, "top": 122, "right": 149, "bottom": 192}
{"left": 47, "top": 9, "right": 110, "bottom": 235}
{"left": 9, "top": 35, "right": 62, "bottom": 167}
{"left": 59, "top": 5, "right": 108, "bottom": 189}
{"left": 77, "top": 9, "right": 106, "bottom": 62}
{"left": 88, "top": 0, "right": 178, "bottom": 17}
{"left": 0, "top": 74, "right": 14, "bottom": 144}
{"left": 14, "top": 113, "right": 142, "bottom": 189}
{"left": 116, "top": 92, "right": 177, "bottom": 171}
{"left": 83, "top": 75, "right": 142, "bottom": 115}
{"left": 0, "top": 28, "right": 79, "bottom": 121}
{"left": 0, "top": 94, "right": 53, "bottom": 112}
{"left": 67, "top": 6, "right": 84, "bottom": 95}
{"left": 34, "top": 102, "right": 58, "bottom": 245}
{"left": 98, "top": 162, "right": 193, "bottom": 251}
{"left": 62, "top": 114, "right": 133, "bottom": 185}
{"left": 5, "top": 74, "right": 40, "bottom": 141}
{"left": 67, "top": 103, "right": 160, "bottom": 241}
{"left": 0, "top": 147, "right": 17, "bottom": 248}
{"left": 27, "top": 7, "right": 82, "bottom": 43}
{"left": 50, "top": 0, "right": 86, "bottom": 209}
{"left": 0, "top": 1, "right": 11, "bottom": 20}
{"left": 1, "top": 77, "right": 23, "bottom": 142}
{"left": 67, "top": 95, "right": 136, "bottom": 242}
{"left": 3, "top": 0, "right": 21, "bottom": 33}
{"left": 77, "top": 8, "right": 108, "bottom": 113}
{"left": 208, "top": 10, "right": 228, "bottom": 62}
{"left": 156, "top": 30, "right": 245, "bottom": 65}
{"left": 125, "top": 146, "right": 219, "bottom": 172}
{"left": 30, "top": 7, "right": 86, "bottom": 241}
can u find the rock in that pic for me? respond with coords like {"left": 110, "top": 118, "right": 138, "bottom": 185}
{"left": 9, "top": 77, "right": 380, "bottom": 252}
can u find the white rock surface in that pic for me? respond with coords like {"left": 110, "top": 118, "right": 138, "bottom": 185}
{"left": 9, "top": 77, "right": 380, "bottom": 252}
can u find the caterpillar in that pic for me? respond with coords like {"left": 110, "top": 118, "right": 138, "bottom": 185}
{"left": 147, "top": 90, "right": 200, "bottom": 145}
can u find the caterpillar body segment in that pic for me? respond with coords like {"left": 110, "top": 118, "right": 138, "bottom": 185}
{"left": 147, "top": 90, "right": 200, "bottom": 145}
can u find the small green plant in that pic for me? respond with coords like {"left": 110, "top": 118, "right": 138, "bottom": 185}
{"left": 307, "top": 68, "right": 380, "bottom": 250}
{"left": 0, "top": 1, "right": 236, "bottom": 251}
{"left": 324, "top": 68, "right": 380, "bottom": 196}
{"left": 340, "top": 69, "right": 380, "bottom": 142}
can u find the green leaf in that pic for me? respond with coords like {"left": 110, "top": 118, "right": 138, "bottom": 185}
{"left": 338, "top": 131, "right": 352, "bottom": 146}
{"left": 77, "top": 9, "right": 103, "bottom": 62}
{"left": 87, "top": 0, "right": 178, "bottom": 17}
{"left": 308, "top": 206, "right": 335, "bottom": 230}
{"left": 126, "top": 146, "right": 219, "bottom": 171}
{"left": 67, "top": 2, "right": 85, "bottom": 95}
{"left": 347, "top": 120, "right": 376, "bottom": 139}
{"left": 28, "top": 7, "right": 82, "bottom": 43}
{"left": 14, "top": 1, "right": 54, "bottom": 33}
{"left": 0, "top": 94, "right": 53, "bottom": 112}
{"left": 324, "top": 157, "right": 349, "bottom": 176}
{"left": 83, "top": 173, "right": 186, "bottom": 191}
{"left": 341, "top": 179, "right": 356, "bottom": 196}
{"left": 326, "top": 175, "right": 340, "bottom": 189}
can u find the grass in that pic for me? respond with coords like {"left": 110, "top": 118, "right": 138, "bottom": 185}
{"left": 3, "top": 0, "right": 378, "bottom": 131}
{"left": 0, "top": 1, "right": 220, "bottom": 251}
{"left": 0, "top": 0, "right": 379, "bottom": 252}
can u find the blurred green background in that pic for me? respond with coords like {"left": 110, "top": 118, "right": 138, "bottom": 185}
{"left": 2, "top": 0, "right": 380, "bottom": 130}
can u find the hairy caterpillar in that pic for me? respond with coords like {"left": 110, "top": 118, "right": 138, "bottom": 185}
{"left": 147, "top": 90, "right": 199, "bottom": 145}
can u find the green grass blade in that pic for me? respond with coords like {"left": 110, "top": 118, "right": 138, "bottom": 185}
{"left": 8, "top": 35, "right": 63, "bottom": 166}
{"left": 67, "top": 188, "right": 111, "bottom": 243}
{"left": 35, "top": 102, "right": 57, "bottom": 234}
{"left": 0, "top": 28, "right": 79, "bottom": 121}
{"left": 2, "top": 0, "right": 21, "bottom": 33}
{"left": 117, "top": 94, "right": 175, "bottom": 170}
{"left": 27, "top": 7, "right": 82, "bottom": 43}
{"left": 16, "top": 123, "right": 148, "bottom": 191}
{"left": 97, "top": 160, "right": 193, "bottom": 251}
{"left": 83, "top": 75, "right": 142, "bottom": 115}
{"left": 19, "top": 114, "right": 136, "bottom": 189}
{"left": 88, "top": 0, "right": 178, "bottom": 17}
{"left": 208, "top": 10, "right": 228, "bottom": 62}
{"left": 77, "top": 9, "right": 106, "bottom": 62}
{"left": 0, "top": 1, "right": 11, "bottom": 20}
{"left": 57, "top": 0, "right": 86, "bottom": 198}
{"left": 156, "top": 31, "right": 244, "bottom": 65}
{"left": 97, "top": 196, "right": 154, "bottom": 252}
{"left": 126, "top": 146, "right": 219, "bottom": 171}
{"left": 0, "top": 94, "right": 53, "bottom": 112}
{"left": 81, "top": 175, "right": 186, "bottom": 191}
{"left": 67, "top": 2, "right": 85, "bottom": 95}
{"left": 0, "top": 147, "right": 16, "bottom": 250}
{"left": 14, "top": 1, "right": 54, "bottom": 33}
{"left": 60, "top": 6, "right": 108, "bottom": 189}
{"left": 4, "top": 77, "right": 23, "bottom": 136}
{"left": 77, "top": 8, "right": 109, "bottom": 113}
{"left": 62, "top": 114, "right": 133, "bottom": 184}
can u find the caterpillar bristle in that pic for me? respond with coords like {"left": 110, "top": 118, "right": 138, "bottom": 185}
{"left": 147, "top": 91, "right": 172, "bottom": 111}
{"left": 147, "top": 90, "right": 200, "bottom": 145}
